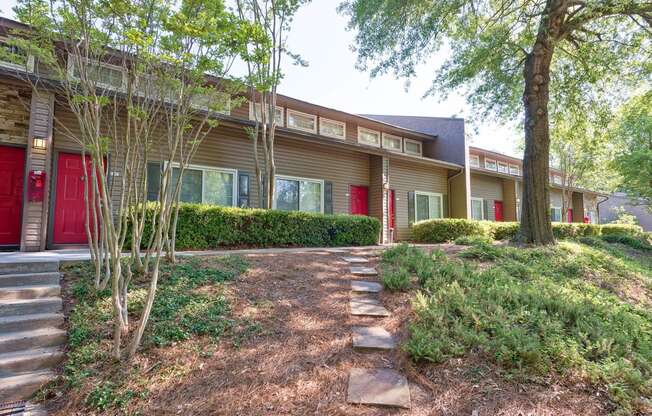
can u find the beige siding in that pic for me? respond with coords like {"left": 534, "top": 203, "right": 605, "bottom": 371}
{"left": 390, "top": 158, "right": 448, "bottom": 240}
{"left": 550, "top": 189, "right": 563, "bottom": 207}
{"left": 274, "top": 138, "right": 370, "bottom": 214}
{"left": 501, "top": 178, "right": 518, "bottom": 221}
{"left": 471, "top": 173, "right": 503, "bottom": 220}
{"left": 368, "top": 155, "right": 383, "bottom": 223}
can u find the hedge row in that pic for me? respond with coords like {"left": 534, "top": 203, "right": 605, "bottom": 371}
{"left": 411, "top": 219, "right": 644, "bottom": 243}
{"left": 136, "top": 203, "right": 381, "bottom": 250}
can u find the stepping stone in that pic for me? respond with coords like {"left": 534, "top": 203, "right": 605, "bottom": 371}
{"left": 347, "top": 368, "right": 411, "bottom": 408}
{"left": 342, "top": 256, "right": 368, "bottom": 263}
{"left": 350, "top": 298, "right": 389, "bottom": 316}
{"left": 352, "top": 326, "right": 396, "bottom": 350}
{"left": 351, "top": 280, "right": 382, "bottom": 293}
{"left": 350, "top": 266, "right": 377, "bottom": 276}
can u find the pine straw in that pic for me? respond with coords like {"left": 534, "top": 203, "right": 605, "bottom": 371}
{"left": 48, "top": 247, "right": 611, "bottom": 415}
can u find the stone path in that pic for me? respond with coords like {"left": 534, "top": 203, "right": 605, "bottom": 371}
{"left": 342, "top": 254, "right": 411, "bottom": 409}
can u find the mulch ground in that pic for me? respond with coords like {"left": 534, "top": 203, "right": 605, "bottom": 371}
{"left": 50, "top": 247, "right": 611, "bottom": 415}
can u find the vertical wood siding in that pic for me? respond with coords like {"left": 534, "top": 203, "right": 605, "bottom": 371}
{"left": 21, "top": 91, "right": 54, "bottom": 251}
{"left": 0, "top": 82, "right": 30, "bottom": 146}
{"left": 389, "top": 159, "right": 448, "bottom": 240}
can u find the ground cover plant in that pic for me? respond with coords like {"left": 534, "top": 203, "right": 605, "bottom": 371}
{"left": 43, "top": 256, "right": 256, "bottom": 414}
{"left": 382, "top": 242, "right": 652, "bottom": 414}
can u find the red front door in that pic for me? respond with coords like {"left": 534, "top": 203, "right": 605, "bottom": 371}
{"left": 0, "top": 146, "right": 25, "bottom": 245}
{"left": 53, "top": 152, "right": 96, "bottom": 245}
{"left": 567, "top": 209, "right": 573, "bottom": 223}
{"left": 389, "top": 189, "right": 395, "bottom": 230}
{"left": 350, "top": 185, "right": 369, "bottom": 216}
{"left": 494, "top": 200, "right": 504, "bottom": 222}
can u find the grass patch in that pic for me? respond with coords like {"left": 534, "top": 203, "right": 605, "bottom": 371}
{"left": 56, "top": 255, "right": 252, "bottom": 413}
{"left": 382, "top": 242, "right": 652, "bottom": 413}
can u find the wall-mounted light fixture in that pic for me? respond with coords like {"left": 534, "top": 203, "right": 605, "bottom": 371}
{"left": 32, "top": 136, "right": 47, "bottom": 150}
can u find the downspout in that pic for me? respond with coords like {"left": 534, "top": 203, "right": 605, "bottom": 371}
{"left": 447, "top": 167, "right": 465, "bottom": 218}
{"left": 596, "top": 195, "right": 610, "bottom": 224}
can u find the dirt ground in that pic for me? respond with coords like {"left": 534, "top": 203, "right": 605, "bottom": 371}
{"left": 50, "top": 247, "right": 612, "bottom": 415}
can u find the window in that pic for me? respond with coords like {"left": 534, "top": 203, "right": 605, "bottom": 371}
{"left": 168, "top": 164, "right": 237, "bottom": 206}
{"left": 471, "top": 198, "right": 484, "bottom": 220}
{"left": 319, "top": 117, "right": 346, "bottom": 139}
{"left": 190, "top": 91, "right": 231, "bottom": 115}
{"left": 497, "top": 161, "right": 509, "bottom": 173}
{"left": 68, "top": 58, "right": 126, "bottom": 90}
{"left": 382, "top": 133, "right": 402, "bottom": 152}
{"left": 274, "top": 175, "right": 323, "bottom": 213}
{"left": 550, "top": 207, "right": 562, "bottom": 222}
{"left": 509, "top": 164, "right": 520, "bottom": 175}
{"left": 484, "top": 158, "right": 497, "bottom": 170}
{"left": 287, "top": 109, "right": 317, "bottom": 133}
{"left": 469, "top": 154, "right": 480, "bottom": 168}
{"left": 404, "top": 138, "right": 422, "bottom": 156}
{"left": 0, "top": 38, "right": 34, "bottom": 72}
{"left": 358, "top": 127, "right": 381, "bottom": 147}
{"left": 249, "top": 102, "right": 284, "bottom": 126}
{"left": 552, "top": 174, "right": 562, "bottom": 185}
{"left": 414, "top": 191, "right": 443, "bottom": 222}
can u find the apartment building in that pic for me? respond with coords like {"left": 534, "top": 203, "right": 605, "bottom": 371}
{"left": 0, "top": 17, "right": 603, "bottom": 252}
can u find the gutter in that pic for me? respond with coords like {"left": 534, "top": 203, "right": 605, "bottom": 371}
{"left": 447, "top": 167, "right": 466, "bottom": 217}
{"left": 596, "top": 194, "right": 610, "bottom": 224}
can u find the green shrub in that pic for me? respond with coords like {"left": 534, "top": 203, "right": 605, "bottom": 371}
{"left": 602, "top": 234, "right": 652, "bottom": 251}
{"left": 134, "top": 203, "right": 380, "bottom": 250}
{"left": 454, "top": 235, "right": 492, "bottom": 245}
{"left": 488, "top": 222, "right": 520, "bottom": 240}
{"left": 551, "top": 222, "right": 601, "bottom": 238}
{"left": 600, "top": 223, "right": 644, "bottom": 236}
{"left": 381, "top": 266, "right": 410, "bottom": 291}
{"left": 412, "top": 219, "right": 487, "bottom": 243}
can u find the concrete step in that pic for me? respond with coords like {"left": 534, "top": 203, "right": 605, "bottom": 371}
{"left": 0, "top": 261, "right": 59, "bottom": 276}
{"left": 0, "top": 313, "right": 64, "bottom": 333}
{"left": 0, "top": 272, "right": 60, "bottom": 288}
{"left": 0, "top": 328, "right": 66, "bottom": 354}
{"left": 0, "top": 370, "right": 56, "bottom": 402}
{"left": 0, "top": 298, "right": 62, "bottom": 318}
{"left": 0, "top": 348, "right": 64, "bottom": 376}
{"left": 0, "top": 285, "right": 60, "bottom": 301}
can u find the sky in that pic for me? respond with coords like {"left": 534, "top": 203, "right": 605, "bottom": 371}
{"left": 0, "top": 0, "right": 523, "bottom": 157}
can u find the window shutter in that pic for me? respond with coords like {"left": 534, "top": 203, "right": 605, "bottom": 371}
{"left": 324, "top": 181, "right": 333, "bottom": 214}
{"left": 482, "top": 199, "right": 489, "bottom": 221}
{"left": 442, "top": 194, "right": 448, "bottom": 218}
{"left": 238, "top": 171, "right": 250, "bottom": 208}
{"left": 146, "top": 162, "right": 161, "bottom": 201}
{"left": 408, "top": 191, "right": 415, "bottom": 225}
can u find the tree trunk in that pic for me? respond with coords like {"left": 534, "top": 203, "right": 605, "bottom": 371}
{"left": 518, "top": 0, "right": 566, "bottom": 245}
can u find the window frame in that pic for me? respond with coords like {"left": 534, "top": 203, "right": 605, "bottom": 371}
{"left": 318, "top": 117, "right": 346, "bottom": 140}
{"left": 484, "top": 158, "right": 497, "bottom": 171}
{"left": 469, "top": 154, "right": 480, "bottom": 168}
{"left": 249, "top": 101, "right": 285, "bottom": 126}
{"left": 497, "top": 161, "right": 509, "bottom": 173}
{"left": 509, "top": 164, "right": 520, "bottom": 175}
{"left": 470, "top": 197, "right": 485, "bottom": 220}
{"left": 166, "top": 162, "right": 238, "bottom": 207}
{"left": 190, "top": 91, "right": 231, "bottom": 115}
{"left": 286, "top": 109, "right": 317, "bottom": 133}
{"left": 382, "top": 133, "right": 403, "bottom": 152}
{"left": 273, "top": 174, "right": 325, "bottom": 213}
{"left": 67, "top": 56, "right": 127, "bottom": 91}
{"left": 414, "top": 191, "right": 444, "bottom": 222}
{"left": 357, "top": 126, "right": 381, "bottom": 147}
{"left": 0, "top": 37, "right": 35, "bottom": 72}
{"left": 550, "top": 206, "right": 562, "bottom": 222}
{"left": 403, "top": 138, "right": 423, "bottom": 156}
{"left": 552, "top": 174, "right": 562, "bottom": 185}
